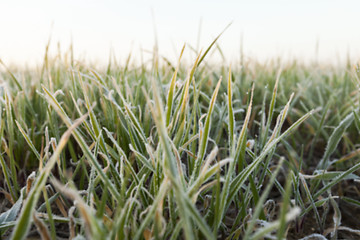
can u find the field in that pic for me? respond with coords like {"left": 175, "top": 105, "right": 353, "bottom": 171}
{"left": 0, "top": 41, "right": 360, "bottom": 240}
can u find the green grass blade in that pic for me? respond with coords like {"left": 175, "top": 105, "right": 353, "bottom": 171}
{"left": 5, "top": 92, "right": 19, "bottom": 197}
{"left": 133, "top": 178, "right": 170, "bottom": 240}
{"left": 261, "top": 69, "right": 281, "bottom": 149}
{"left": 197, "top": 22, "right": 232, "bottom": 67}
{"left": 0, "top": 59, "right": 23, "bottom": 90}
{"left": 166, "top": 44, "right": 185, "bottom": 126}
{"left": 191, "top": 77, "right": 222, "bottom": 182}
{"left": 214, "top": 84, "right": 253, "bottom": 230}
{"left": 250, "top": 207, "right": 300, "bottom": 240}
{"left": 11, "top": 114, "right": 87, "bottom": 240}
{"left": 42, "top": 85, "right": 121, "bottom": 200}
{"left": 229, "top": 110, "right": 314, "bottom": 204}
{"left": 277, "top": 172, "right": 294, "bottom": 239}
{"left": 243, "top": 158, "right": 284, "bottom": 239}
{"left": 227, "top": 65, "right": 234, "bottom": 148}
{"left": 318, "top": 110, "right": 357, "bottom": 169}
{"left": 314, "top": 160, "right": 360, "bottom": 200}
{"left": 15, "top": 121, "right": 41, "bottom": 161}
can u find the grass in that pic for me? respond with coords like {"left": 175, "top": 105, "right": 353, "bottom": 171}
{"left": 0, "top": 37, "right": 359, "bottom": 239}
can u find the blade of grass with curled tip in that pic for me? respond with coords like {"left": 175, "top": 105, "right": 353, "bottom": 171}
{"left": 11, "top": 113, "right": 88, "bottom": 240}
{"left": 42, "top": 85, "right": 121, "bottom": 200}
{"left": 166, "top": 44, "right": 185, "bottom": 126}
{"left": 191, "top": 77, "right": 222, "bottom": 182}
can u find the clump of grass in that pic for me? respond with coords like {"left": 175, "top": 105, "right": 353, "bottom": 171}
{"left": 0, "top": 36, "right": 359, "bottom": 240}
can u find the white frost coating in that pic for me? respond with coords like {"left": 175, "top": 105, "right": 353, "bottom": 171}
{"left": 53, "top": 89, "right": 65, "bottom": 97}
{"left": 246, "top": 139, "right": 255, "bottom": 150}
{"left": 28, "top": 171, "right": 36, "bottom": 179}
{"left": 76, "top": 98, "right": 85, "bottom": 106}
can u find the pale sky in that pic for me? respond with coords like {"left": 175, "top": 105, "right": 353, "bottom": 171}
{"left": 1, "top": 0, "right": 359, "bottom": 66}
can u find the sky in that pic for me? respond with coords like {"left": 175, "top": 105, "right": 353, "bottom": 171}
{"left": 1, "top": 0, "right": 360, "bottom": 66}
